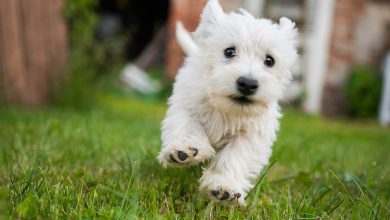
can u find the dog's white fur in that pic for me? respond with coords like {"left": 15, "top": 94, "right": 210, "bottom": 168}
{"left": 158, "top": 0, "right": 298, "bottom": 204}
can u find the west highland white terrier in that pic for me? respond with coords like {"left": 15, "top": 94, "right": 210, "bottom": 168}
{"left": 158, "top": 0, "right": 298, "bottom": 204}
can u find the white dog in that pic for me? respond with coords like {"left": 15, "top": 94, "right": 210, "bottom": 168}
{"left": 158, "top": 0, "right": 298, "bottom": 205}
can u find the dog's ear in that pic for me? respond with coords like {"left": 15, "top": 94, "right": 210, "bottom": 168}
{"left": 279, "top": 17, "right": 298, "bottom": 43}
{"left": 194, "top": 0, "right": 224, "bottom": 41}
{"left": 279, "top": 17, "right": 299, "bottom": 67}
{"left": 200, "top": 0, "right": 224, "bottom": 24}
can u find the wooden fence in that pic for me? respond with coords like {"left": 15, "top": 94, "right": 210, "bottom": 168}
{"left": 0, "top": 0, "right": 68, "bottom": 106}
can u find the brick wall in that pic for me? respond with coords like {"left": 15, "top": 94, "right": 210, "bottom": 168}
{"left": 321, "top": 0, "right": 366, "bottom": 116}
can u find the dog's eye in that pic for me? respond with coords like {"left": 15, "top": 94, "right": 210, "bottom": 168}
{"left": 224, "top": 47, "right": 236, "bottom": 58}
{"left": 264, "top": 55, "right": 275, "bottom": 67}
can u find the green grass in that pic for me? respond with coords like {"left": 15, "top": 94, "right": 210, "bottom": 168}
{"left": 0, "top": 93, "right": 389, "bottom": 219}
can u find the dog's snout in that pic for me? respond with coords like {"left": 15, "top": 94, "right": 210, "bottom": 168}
{"left": 236, "top": 76, "right": 258, "bottom": 96}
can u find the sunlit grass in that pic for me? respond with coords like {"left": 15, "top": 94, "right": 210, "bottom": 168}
{"left": 0, "top": 93, "right": 389, "bottom": 219}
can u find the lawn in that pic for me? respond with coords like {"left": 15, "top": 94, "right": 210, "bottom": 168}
{"left": 0, "top": 93, "right": 389, "bottom": 219}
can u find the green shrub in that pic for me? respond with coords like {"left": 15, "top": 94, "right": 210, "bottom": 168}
{"left": 345, "top": 65, "right": 382, "bottom": 118}
{"left": 53, "top": 0, "right": 126, "bottom": 109}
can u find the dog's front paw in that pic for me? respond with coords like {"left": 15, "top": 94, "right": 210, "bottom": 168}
{"left": 200, "top": 173, "right": 246, "bottom": 205}
{"left": 209, "top": 188, "right": 242, "bottom": 202}
{"left": 158, "top": 143, "right": 215, "bottom": 167}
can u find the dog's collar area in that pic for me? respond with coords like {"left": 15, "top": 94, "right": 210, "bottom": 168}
{"left": 229, "top": 96, "right": 253, "bottom": 106}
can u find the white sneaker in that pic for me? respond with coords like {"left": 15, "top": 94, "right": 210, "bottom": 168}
{"left": 120, "top": 63, "right": 161, "bottom": 94}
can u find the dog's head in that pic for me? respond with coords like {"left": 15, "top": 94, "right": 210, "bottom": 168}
{"left": 187, "top": 0, "right": 298, "bottom": 115}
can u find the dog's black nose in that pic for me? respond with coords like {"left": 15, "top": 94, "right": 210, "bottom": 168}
{"left": 236, "top": 76, "right": 258, "bottom": 96}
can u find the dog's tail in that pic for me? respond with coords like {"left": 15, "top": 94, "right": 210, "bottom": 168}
{"left": 176, "top": 21, "right": 198, "bottom": 56}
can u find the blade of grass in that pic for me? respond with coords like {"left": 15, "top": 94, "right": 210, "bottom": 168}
{"left": 351, "top": 174, "right": 377, "bottom": 217}
{"left": 329, "top": 169, "right": 361, "bottom": 218}
{"left": 245, "top": 160, "right": 276, "bottom": 200}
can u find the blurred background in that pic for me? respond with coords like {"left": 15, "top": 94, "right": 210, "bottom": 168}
{"left": 0, "top": 0, "right": 390, "bottom": 122}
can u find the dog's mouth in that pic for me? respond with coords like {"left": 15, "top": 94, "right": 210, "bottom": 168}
{"left": 229, "top": 96, "right": 253, "bottom": 106}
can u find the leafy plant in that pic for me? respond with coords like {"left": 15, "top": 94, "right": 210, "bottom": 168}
{"left": 345, "top": 65, "right": 382, "bottom": 118}
{"left": 53, "top": 0, "right": 126, "bottom": 109}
